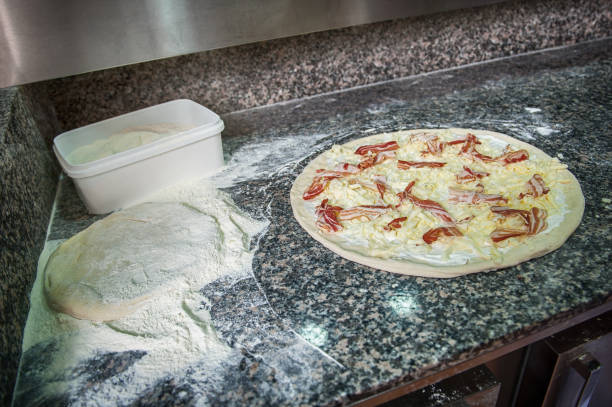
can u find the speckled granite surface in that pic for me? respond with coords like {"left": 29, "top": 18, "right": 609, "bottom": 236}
{"left": 31, "top": 0, "right": 612, "bottom": 133}
{"left": 0, "top": 87, "right": 60, "bottom": 407}
{"left": 13, "top": 39, "right": 611, "bottom": 406}
{"left": 5, "top": 2, "right": 610, "bottom": 403}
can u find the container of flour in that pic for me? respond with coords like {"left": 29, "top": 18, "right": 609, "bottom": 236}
{"left": 53, "top": 99, "right": 224, "bottom": 214}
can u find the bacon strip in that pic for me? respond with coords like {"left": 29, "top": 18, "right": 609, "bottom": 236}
{"left": 491, "top": 206, "right": 536, "bottom": 225}
{"left": 354, "top": 141, "right": 399, "bottom": 156}
{"left": 337, "top": 205, "right": 392, "bottom": 221}
{"left": 421, "top": 136, "right": 446, "bottom": 156}
{"left": 303, "top": 177, "right": 334, "bottom": 200}
{"left": 396, "top": 181, "right": 455, "bottom": 223}
{"left": 459, "top": 133, "right": 529, "bottom": 165}
{"left": 333, "top": 163, "right": 361, "bottom": 174}
{"left": 447, "top": 136, "right": 482, "bottom": 145}
{"left": 423, "top": 226, "right": 463, "bottom": 244}
{"left": 457, "top": 215, "right": 475, "bottom": 224}
{"left": 448, "top": 187, "right": 507, "bottom": 205}
{"left": 303, "top": 164, "right": 361, "bottom": 200}
{"left": 396, "top": 180, "right": 416, "bottom": 198}
{"left": 525, "top": 207, "right": 548, "bottom": 235}
{"left": 419, "top": 134, "right": 483, "bottom": 155}
{"left": 312, "top": 170, "right": 346, "bottom": 179}
{"left": 489, "top": 206, "right": 548, "bottom": 242}
{"left": 357, "top": 150, "right": 396, "bottom": 171}
{"left": 490, "top": 228, "right": 528, "bottom": 243}
{"left": 374, "top": 150, "right": 396, "bottom": 164}
{"left": 315, "top": 199, "right": 343, "bottom": 232}
{"left": 491, "top": 206, "right": 530, "bottom": 220}
{"left": 496, "top": 149, "right": 529, "bottom": 165}
{"left": 357, "top": 155, "right": 376, "bottom": 170}
{"left": 456, "top": 166, "right": 489, "bottom": 184}
{"left": 316, "top": 163, "right": 361, "bottom": 178}
{"left": 372, "top": 174, "right": 390, "bottom": 200}
{"left": 376, "top": 183, "right": 386, "bottom": 199}
{"left": 397, "top": 160, "right": 446, "bottom": 169}
{"left": 384, "top": 216, "right": 407, "bottom": 231}
{"left": 519, "top": 174, "right": 550, "bottom": 199}
{"left": 404, "top": 195, "right": 455, "bottom": 223}
{"left": 459, "top": 133, "right": 496, "bottom": 162}
{"left": 303, "top": 172, "right": 344, "bottom": 200}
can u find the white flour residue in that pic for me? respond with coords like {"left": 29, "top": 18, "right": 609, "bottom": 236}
{"left": 68, "top": 123, "right": 193, "bottom": 165}
{"left": 214, "top": 132, "right": 330, "bottom": 187}
{"left": 22, "top": 179, "right": 267, "bottom": 405}
{"left": 366, "top": 105, "right": 390, "bottom": 114}
{"left": 365, "top": 98, "right": 407, "bottom": 116}
{"left": 525, "top": 107, "right": 542, "bottom": 113}
{"left": 496, "top": 120, "right": 561, "bottom": 140}
{"left": 535, "top": 126, "right": 556, "bottom": 136}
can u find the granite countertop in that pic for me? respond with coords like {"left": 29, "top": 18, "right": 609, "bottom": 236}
{"left": 14, "top": 39, "right": 612, "bottom": 406}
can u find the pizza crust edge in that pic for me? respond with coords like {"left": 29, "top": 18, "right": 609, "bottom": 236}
{"left": 290, "top": 128, "right": 585, "bottom": 278}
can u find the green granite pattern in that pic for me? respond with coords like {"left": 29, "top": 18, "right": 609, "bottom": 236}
{"left": 0, "top": 87, "right": 60, "bottom": 407}
{"left": 12, "top": 39, "right": 611, "bottom": 406}
{"left": 32, "top": 0, "right": 612, "bottom": 133}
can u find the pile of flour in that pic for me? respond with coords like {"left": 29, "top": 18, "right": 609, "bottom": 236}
{"left": 21, "top": 179, "right": 267, "bottom": 405}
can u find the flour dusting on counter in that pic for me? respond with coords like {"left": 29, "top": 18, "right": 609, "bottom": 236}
{"left": 214, "top": 132, "right": 330, "bottom": 187}
{"left": 20, "top": 179, "right": 267, "bottom": 405}
{"left": 535, "top": 126, "right": 556, "bottom": 136}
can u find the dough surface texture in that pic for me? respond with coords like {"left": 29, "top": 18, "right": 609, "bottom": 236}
{"left": 44, "top": 202, "right": 220, "bottom": 321}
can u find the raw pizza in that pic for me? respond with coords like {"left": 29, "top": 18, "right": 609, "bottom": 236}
{"left": 290, "top": 128, "right": 584, "bottom": 278}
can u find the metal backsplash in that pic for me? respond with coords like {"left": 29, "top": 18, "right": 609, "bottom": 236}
{"left": 0, "top": 0, "right": 504, "bottom": 88}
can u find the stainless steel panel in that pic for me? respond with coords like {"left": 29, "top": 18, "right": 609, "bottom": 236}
{"left": 0, "top": 0, "right": 505, "bottom": 88}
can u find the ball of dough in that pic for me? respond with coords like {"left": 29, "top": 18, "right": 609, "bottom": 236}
{"left": 43, "top": 202, "right": 219, "bottom": 321}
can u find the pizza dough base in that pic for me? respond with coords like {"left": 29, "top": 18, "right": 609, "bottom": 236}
{"left": 43, "top": 202, "right": 220, "bottom": 321}
{"left": 290, "top": 128, "right": 585, "bottom": 278}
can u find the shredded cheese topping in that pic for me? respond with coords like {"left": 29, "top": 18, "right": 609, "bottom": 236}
{"left": 304, "top": 129, "right": 569, "bottom": 266}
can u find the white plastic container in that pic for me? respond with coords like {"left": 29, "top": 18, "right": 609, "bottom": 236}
{"left": 53, "top": 99, "right": 224, "bottom": 214}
